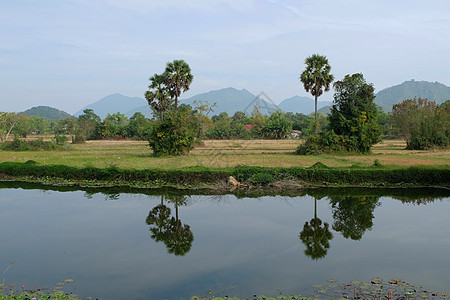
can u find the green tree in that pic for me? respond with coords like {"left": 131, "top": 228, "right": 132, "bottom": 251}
{"left": 77, "top": 109, "right": 101, "bottom": 142}
{"left": 262, "top": 111, "right": 293, "bottom": 139}
{"left": 145, "top": 73, "right": 172, "bottom": 122}
{"left": 146, "top": 60, "right": 196, "bottom": 156}
{"left": 300, "top": 54, "right": 334, "bottom": 135}
{"left": 391, "top": 98, "right": 449, "bottom": 149}
{"left": 127, "top": 112, "right": 152, "bottom": 140}
{"left": 0, "top": 112, "right": 28, "bottom": 142}
{"left": 327, "top": 73, "right": 380, "bottom": 153}
{"left": 163, "top": 59, "right": 193, "bottom": 115}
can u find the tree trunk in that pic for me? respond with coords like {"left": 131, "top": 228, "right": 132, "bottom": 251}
{"left": 314, "top": 94, "right": 318, "bottom": 135}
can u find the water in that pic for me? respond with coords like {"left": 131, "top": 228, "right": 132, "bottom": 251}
{"left": 0, "top": 183, "right": 449, "bottom": 299}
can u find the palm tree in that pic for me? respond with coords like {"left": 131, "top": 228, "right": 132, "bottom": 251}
{"left": 299, "top": 197, "right": 333, "bottom": 260}
{"left": 145, "top": 73, "right": 172, "bottom": 122}
{"left": 300, "top": 54, "right": 334, "bottom": 135}
{"left": 163, "top": 60, "right": 193, "bottom": 115}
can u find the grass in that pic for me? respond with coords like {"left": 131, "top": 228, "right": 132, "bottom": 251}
{"left": 0, "top": 138, "right": 449, "bottom": 170}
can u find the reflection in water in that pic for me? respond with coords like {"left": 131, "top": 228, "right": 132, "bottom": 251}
{"left": 329, "top": 195, "right": 380, "bottom": 241}
{"left": 299, "top": 197, "right": 333, "bottom": 260}
{"left": 146, "top": 194, "right": 194, "bottom": 256}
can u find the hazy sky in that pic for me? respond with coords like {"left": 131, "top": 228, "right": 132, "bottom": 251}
{"left": 1, "top": 0, "right": 449, "bottom": 114}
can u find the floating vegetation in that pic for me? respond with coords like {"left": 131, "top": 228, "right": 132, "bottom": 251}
{"left": 310, "top": 277, "right": 448, "bottom": 299}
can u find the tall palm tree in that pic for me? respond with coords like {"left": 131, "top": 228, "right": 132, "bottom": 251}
{"left": 300, "top": 54, "right": 334, "bottom": 135}
{"left": 164, "top": 60, "right": 194, "bottom": 115}
{"left": 145, "top": 73, "right": 171, "bottom": 122}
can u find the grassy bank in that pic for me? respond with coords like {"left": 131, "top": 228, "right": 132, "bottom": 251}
{"left": 0, "top": 161, "right": 448, "bottom": 192}
{"left": 0, "top": 139, "right": 449, "bottom": 191}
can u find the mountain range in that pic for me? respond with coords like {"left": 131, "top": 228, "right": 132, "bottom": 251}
{"left": 22, "top": 80, "right": 450, "bottom": 120}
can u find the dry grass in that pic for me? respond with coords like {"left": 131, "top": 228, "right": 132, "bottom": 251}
{"left": 0, "top": 138, "right": 449, "bottom": 170}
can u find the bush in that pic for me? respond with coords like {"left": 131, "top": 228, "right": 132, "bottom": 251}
{"left": 250, "top": 172, "right": 275, "bottom": 184}
{"left": 148, "top": 115, "right": 195, "bottom": 156}
{"left": 0, "top": 137, "right": 68, "bottom": 151}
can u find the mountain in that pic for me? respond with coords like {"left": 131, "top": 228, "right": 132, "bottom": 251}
{"left": 23, "top": 106, "right": 73, "bottom": 120}
{"left": 74, "top": 93, "right": 147, "bottom": 119}
{"left": 183, "top": 87, "right": 279, "bottom": 116}
{"left": 278, "top": 96, "right": 332, "bottom": 115}
{"left": 133, "top": 87, "right": 278, "bottom": 117}
{"left": 375, "top": 80, "right": 450, "bottom": 111}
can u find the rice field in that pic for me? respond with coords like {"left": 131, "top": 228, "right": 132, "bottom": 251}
{"left": 0, "top": 138, "right": 449, "bottom": 170}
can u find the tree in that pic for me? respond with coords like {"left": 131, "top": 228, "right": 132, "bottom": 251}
{"left": 262, "top": 111, "right": 293, "bottom": 139}
{"left": 163, "top": 60, "right": 193, "bottom": 115}
{"left": 77, "top": 109, "right": 101, "bottom": 142}
{"left": 145, "top": 73, "right": 172, "bottom": 122}
{"left": 0, "top": 112, "right": 27, "bottom": 142}
{"left": 327, "top": 73, "right": 380, "bottom": 153}
{"left": 300, "top": 54, "right": 334, "bottom": 135}
{"left": 146, "top": 60, "right": 196, "bottom": 156}
{"left": 391, "top": 98, "right": 449, "bottom": 149}
{"left": 127, "top": 112, "right": 152, "bottom": 140}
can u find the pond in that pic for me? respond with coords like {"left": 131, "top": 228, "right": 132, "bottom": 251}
{"left": 0, "top": 183, "right": 449, "bottom": 300}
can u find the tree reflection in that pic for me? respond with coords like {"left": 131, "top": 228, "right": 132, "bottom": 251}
{"left": 146, "top": 194, "right": 194, "bottom": 256}
{"left": 299, "top": 197, "right": 333, "bottom": 260}
{"left": 329, "top": 195, "right": 380, "bottom": 240}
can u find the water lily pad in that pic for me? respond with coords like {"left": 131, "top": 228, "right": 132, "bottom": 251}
{"left": 64, "top": 278, "right": 75, "bottom": 283}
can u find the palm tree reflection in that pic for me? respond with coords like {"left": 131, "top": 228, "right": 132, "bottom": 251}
{"left": 299, "top": 197, "right": 333, "bottom": 260}
{"left": 146, "top": 194, "right": 194, "bottom": 256}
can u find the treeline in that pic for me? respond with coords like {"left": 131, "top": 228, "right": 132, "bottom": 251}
{"left": 0, "top": 98, "right": 449, "bottom": 150}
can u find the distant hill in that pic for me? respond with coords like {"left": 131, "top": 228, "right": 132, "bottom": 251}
{"left": 181, "top": 87, "right": 277, "bottom": 116}
{"left": 278, "top": 96, "right": 332, "bottom": 115}
{"left": 23, "top": 106, "right": 73, "bottom": 120}
{"left": 74, "top": 93, "right": 147, "bottom": 119}
{"left": 375, "top": 80, "right": 450, "bottom": 111}
{"left": 131, "top": 87, "right": 279, "bottom": 117}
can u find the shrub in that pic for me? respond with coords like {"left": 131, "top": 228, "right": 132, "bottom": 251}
{"left": 250, "top": 172, "right": 275, "bottom": 184}
{"left": 148, "top": 113, "right": 195, "bottom": 156}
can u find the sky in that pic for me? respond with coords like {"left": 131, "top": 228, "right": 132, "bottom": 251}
{"left": 1, "top": 0, "right": 450, "bottom": 114}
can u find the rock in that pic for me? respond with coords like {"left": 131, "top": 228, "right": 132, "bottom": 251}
{"left": 371, "top": 277, "right": 383, "bottom": 285}
{"left": 227, "top": 176, "right": 240, "bottom": 187}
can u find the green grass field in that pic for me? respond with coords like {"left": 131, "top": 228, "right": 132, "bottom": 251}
{"left": 0, "top": 138, "right": 449, "bottom": 170}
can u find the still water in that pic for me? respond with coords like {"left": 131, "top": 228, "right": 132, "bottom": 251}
{"left": 0, "top": 184, "right": 449, "bottom": 299}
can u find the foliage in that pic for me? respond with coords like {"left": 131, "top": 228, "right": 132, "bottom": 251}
{"left": 0, "top": 113, "right": 28, "bottom": 142}
{"left": 126, "top": 112, "right": 153, "bottom": 140}
{"left": 145, "top": 73, "right": 172, "bottom": 121}
{"left": 262, "top": 111, "right": 293, "bottom": 139}
{"left": 148, "top": 110, "right": 196, "bottom": 156}
{"left": 297, "top": 73, "right": 380, "bottom": 154}
{"left": 328, "top": 73, "right": 381, "bottom": 152}
{"left": 299, "top": 54, "right": 334, "bottom": 134}
{"left": 0, "top": 137, "right": 69, "bottom": 151}
{"left": 163, "top": 59, "right": 194, "bottom": 114}
{"left": 76, "top": 109, "right": 101, "bottom": 142}
{"left": 98, "top": 112, "right": 129, "bottom": 139}
{"left": 391, "top": 98, "right": 449, "bottom": 149}
{"left": 250, "top": 172, "right": 275, "bottom": 184}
